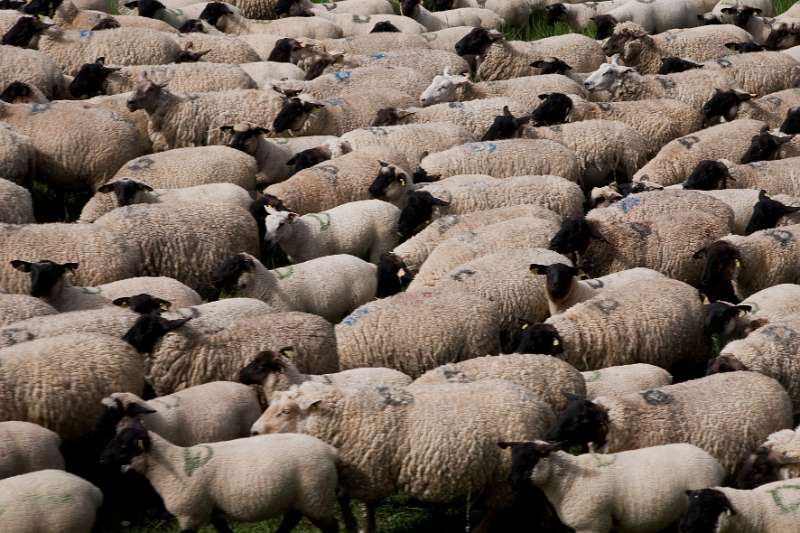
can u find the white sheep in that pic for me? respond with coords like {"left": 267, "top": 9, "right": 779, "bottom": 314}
{"left": 0, "top": 421, "right": 64, "bottom": 480}
{"left": 0, "top": 123, "right": 35, "bottom": 187}
{"left": 0, "top": 178, "right": 33, "bottom": 224}
{"left": 582, "top": 364, "right": 673, "bottom": 399}
{"left": 400, "top": 0, "right": 504, "bottom": 32}
{"left": 0, "top": 45, "right": 68, "bottom": 99}
{"left": 702, "top": 52, "right": 800, "bottom": 96}
{"left": 341, "top": 123, "right": 475, "bottom": 167}
{"left": 0, "top": 294, "right": 56, "bottom": 327}
{"left": 590, "top": 0, "right": 710, "bottom": 40}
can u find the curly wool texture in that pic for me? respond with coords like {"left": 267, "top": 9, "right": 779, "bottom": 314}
{"left": 410, "top": 216, "right": 561, "bottom": 289}
{"left": 0, "top": 223, "right": 141, "bottom": 293}
{"left": 0, "top": 295, "right": 56, "bottom": 328}
{"left": 318, "top": 13, "right": 425, "bottom": 35}
{"left": 261, "top": 380, "right": 554, "bottom": 505}
{"left": 531, "top": 445, "right": 725, "bottom": 533}
{"left": 633, "top": 119, "right": 768, "bottom": 186}
{"left": 582, "top": 363, "right": 673, "bottom": 400}
{"left": 333, "top": 49, "right": 470, "bottom": 82}
{"left": 726, "top": 158, "right": 800, "bottom": 195}
{"left": 414, "top": 248, "right": 570, "bottom": 329}
{"left": 295, "top": 66, "right": 431, "bottom": 100}
{"left": 595, "top": 372, "right": 793, "bottom": 473}
{"left": 79, "top": 182, "right": 253, "bottom": 223}
{"left": 341, "top": 123, "right": 475, "bottom": 167}
{"left": 419, "top": 140, "right": 581, "bottom": 182}
{"left": 581, "top": 191, "right": 734, "bottom": 285}
{"left": 107, "top": 382, "right": 261, "bottom": 446}
{"left": 111, "top": 146, "right": 257, "bottom": 191}
{"left": 734, "top": 89, "right": 800, "bottom": 128}
{"left": 407, "top": 6, "right": 504, "bottom": 32}
{"left": 240, "top": 61, "right": 305, "bottom": 86}
{"left": 546, "top": 278, "right": 707, "bottom": 371}
{"left": 521, "top": 120, "right": 650, "bottom": 188}
{"left": 393, "top": 204, "right": 566, "bottom": 272}
{"left": 174, "top": 33, "right": 261, "bottom": 63}
{"left": 720, "top": 314, "right": 800, "bottom": 413}
{"left": 271, "top": 200, "right": 400, "bottom": 263}
{"left": 78, "top": 93, "right": 151, "bottom": 149}
{"left": 148, "top": 312, "right": 338, "bottom": 395}
{"left": 0, "top": 470, "right": 103, "bottom": 533}
{"left": 739, "top": 284, "right": 800, "bottom": 320}
{"left": 0, "top": 179, "right": 33, "bottom": 224}
{"left": 710, "top": 479, "right": 800, "bottom": 531}
{"left": 248, "top": 135, "right": 339, "bottom": 185}
{"left": 568, "top": 97, "right": 703, "bottom": 155}
{"left": 0, "top": 101, "right": 149, "bottom": 191}
{"left": 446, "top": 74, "right": 589, "bottom": 105}
{"left": 0, "top": 307, "right": 141, "bottom": 348}
{"left": 607, "top": 69, "right": 740, "bottom": 110}
{"left": 614, "top": 22, "right": 751, "bottom": 74}
{"left": 400, "top": 97, "right": 533, "bottom": 140}
{"left": 336, "top": 290, "right": 502, "bottom": 378}
{"left": 545, "top": 268, "right": 667, "bottom": 316}
{"left": 95, "top": 277, "right": 202, "bottom": 308}
{"left": 95, "top": 202, "right": 258, "bottom": 294}
{"left": 38, "top": 27, "right": 182, "bottom": 76}
{"left": 413, "top": 353, "right": 585, "bottom": 414}
{"left": 319, "top": 33, "right": 431, "bottom": 54}
{"left": 0, "top": 333, "right": 145, "bottom": 440}
{"left": 265, "top": 146, "right": 411, "bottom": 214}
{"left": 0, "top": 123, "right": 35, "bottom": 186}
{"left": 703, "top": 52, "right": 800, "bottom": 96}
{"left": 103, "top": 63, "right": 256, "bottom": 95}
{"left": 478, "top": 34, "right": 605, "bottom": 81}
{"left": 717, "top": 225, "right": 800, "bottom": 299}
{"left": 0, "top": 46, "right": 67, "bottom": 100}
{"left": 0, "top": 422, "right": 63, "bottom": 480}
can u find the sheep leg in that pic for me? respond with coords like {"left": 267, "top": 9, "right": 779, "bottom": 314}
{"left": 308, "top": 515, "right": 339, "bottom": 533}
{"left": 276, "top": 510, "right": 303, "bottom": 533}
{"left": 338, "top": 493, "right": 360, "bottom": 533}
{"left": 361, "top": 503, "right": 377, "bottom": 533}
{"left": 210, "top": 515, "right": 233, "bottom": 533}
{"left": 470, "top": 507, "right": 497, "bottom": 533}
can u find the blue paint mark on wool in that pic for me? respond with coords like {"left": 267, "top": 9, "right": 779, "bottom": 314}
{"left": 617, "top": 195, "right": 641, "bottom": 214}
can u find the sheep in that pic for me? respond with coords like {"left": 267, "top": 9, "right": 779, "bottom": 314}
{"left": 718, "top": 157, "right": 800, "bottom": 196}
{"left": 0, "top": 178, "right": 33, "bottom": 224}
{"left": 78, "top": 180, "right": 253, "bottom": 222}
{"left": 0, "top": 80, "right": 49, "bottom": 104}
{"left": 0, "top": 294, "right": 56, "bottom": 327}
{"left": 264, "top": 146, "right": 412, "bottom": 214}
{"left": 261, "top": 200, "right": 400, "bottom": 263}
{"left": 546, "top": 371, "right": 793, "bottom": 474}
{"left": 93, "top": 277, "right": 202, "bottom": 308}
{"left": 417, "top": 69, "right": 589, "bottom": 107}
{"left": 517, "top": 277, "right": 709, "bottom": 375}
{"left": 239, "top": 60, "right": 306, "bottom": 86}
{"left": 211, "top": 252, "right": 377, "bottom": 322}
{"left": 174, "top": 31, "right": 262, "bottom": 63}
{"left": 278, "top": 66, "right": 432, "bottom": 102}
{"left": 315, "top": 13, "right": 426, "bottom": 36}
{"left": 251, "top": 379, "right": 556, "bottom": 533}
{"left": 0, "top": 45, "right": 67, "bottom": 99}
{"left": 732, "top": 424, "right": 800, "bottom": 489}
{"left": 709, "top": 314, "right": 800, "bottom": 413}
{"left": 400, "top": 0, "right": 504, "bottom": 32}
{"left": 400, "top": 175, "right": 582, "bottom": 237}
{"left": 201, "top": 2, "right": 344, "bottom": 38}
{"left": 269, "top": 91, "right": 417, "bottom": 137}
{"left": 701, "top": 52, "right": 800, "bottom": 95}
{"left": 0, "top": 222, "right": 142, "bottom": 294}
{"left": 504, "top": 441, "right": 725, "bottom": 533}
{"left": 281, "top": 0, "right": 395, "bottom": 17}
{"left": 307, "top": 49, "right": 471, "bottom": 83}
{"left": 69, "top": 59, "right": 257, "bottom": 99}
{"left": 374, "top": 98, "right": 532, "bottom": 141}
{"left": 0, "top": 100, "right": 149, "bottom": 191}
{"left": 336, "top": 289, "right": 502, "bottom": 378}
{"left": 0, "top": 333, "right": 145, "bottom": 440}
{"left": 602, "top": 21, "right": 753, "bottom": 74}
{"left": 317, "top": 32, "right": 432, "bottom": 55}
{"left": 238, "top": 348, "right": 412, "bottom": 402}
{"left": 550, "top": 190, "right": 735, "bottom": 286}
{"left": 341, "top": 123, "right": 475, "bottom": 167}
{"left": 590, "top": 0, "right": 710, "bottom": 39}
{"left": 125, "top": 77, "right": 285, "bottom": 152}
{"left": 529, "top": 264, "right": 667, "bottom": 316}
{"left": 94, "top": 202, "right": 258, "bottom": 296}
{"left": 419, "top": 25, "right": 475, "bottom": 52}
{"left": 100, "top": 425, "right": 340, "bottom": 533}
{"left": 392, "top": 204, "right": 565, "bottom": 271}
{"left": 413, "top": 353, "right": 586, "bottom": 415}
{"left": 0, "top": 470, "right": 103, "bottom": 533}
{"left": 0, "top": 122, "right": 34, "bottom": 186}
{"left": 696, "top": 225, "right": 800, "bottom": 302}
{"left": 408, "top": 215, "right": 562, "bottom": 290}
{"left": 36, "top": 26, "right": 183, "bottom": 76}
{"left": 695, "top": 189, "right": 800, "bottom": 235}
{"left": 97, "top": 381, "right": 261, "bottom": 446}
{"left": 130, "top": 310, "right": 338, "bottom": 395}
{"left": 0, "top": 421, "right": 64, "bottom": 480}
{"left": 454, "top": 28, "right": 606, "bottom": 81}
{"left": 702, "top": 88, "right": 800, "bottom": 129}
{"left": 710, "top": 284, "right": 800, "bottom": 343}
{"left": 683, "top": 479, "right": 800, "bottom": 532}
{"left": 111, "top": 145, "right": 258, "bottom": 191}
{"left": 543, "top": 0, "right": 637, "bottom": 32}
{"left": 582, "top": 364, "right": 673, "bottom": 399}
{"left": 583, "top": 57, "right": 742, "bottom": 110}
{"left": 417, "top": 139, "right": 581, "bottom": 182}
{"left": 633, "top": 119, "right": 769, "bottom": 186}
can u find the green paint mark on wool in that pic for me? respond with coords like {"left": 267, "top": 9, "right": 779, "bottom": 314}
{"left": 20, "top": 493, "right": 75, "bottom": 506}
{"left": 769, "top": 485, "right": 800, "bottom": 513}
{"left": 307, "top": 213, "right": 332, "bottom": 231}
{"left": 275, "top": 266, "right": 295, "bottom": 280}
{"left": 184, "top": 445, "right": 214, "bottom": 477}
{"left": 590, "top": 454, "right": 616, "bottom": 468}
{"left": 584, "top": 371, "right": 602, "bottom": 383}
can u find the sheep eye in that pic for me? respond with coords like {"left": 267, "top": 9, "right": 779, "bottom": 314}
{"left": 281, "top": 409, "right": 291, "bottom": 415}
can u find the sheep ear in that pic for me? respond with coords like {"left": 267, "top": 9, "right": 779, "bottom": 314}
{"left": 97, "top": 183, "right": 116, "bottom": 193}
{"left": 735, "top": 304, "right": 753, "bottom": 315}
{"left": 124, "top": 0, "right": 139, "bottom": 7}
{"left": 113, "top": 296, "right": 131, "bottom": 308}
{"left": 125, "top": 403, "right": 156, "bottom": 416}
{"left": 155, "top": 298, "right": 171, "bottom": 311}
{"left": 529, "top": 264, "right": 549, "bottom": 275}
{"left": 299, "top": 398, "right": 322, "bottom": 411}
{"left": 61, "top": 262, "right": 79, "bottom": 271}
{"left": 692, "top": 247, "right": 708, "bottom": 259}
{"left": 10, "top": 260, "right": 32, "bottom": 272}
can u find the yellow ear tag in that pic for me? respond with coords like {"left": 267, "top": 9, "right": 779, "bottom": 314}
{"left": 702, "top": 295, "right": 710, "bottom": 304}
{"left": 137, "top": 439, "right": 145, "bottom": 451}
{"left": 521, "top": 323, "right": 529, "bottom": 330}
{"left": 284, "top": 350, "right": 295, "bottom": 360}
{"left": 553, "top": 339, "right": 560, "bottom": 346}
{"left": 399, "top": 178, "right": 406, "bottom": 186}
{"left": 735, "top": 259, "right": 741, "bottom": 268}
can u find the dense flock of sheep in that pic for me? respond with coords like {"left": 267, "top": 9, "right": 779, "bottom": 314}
{"left": 4, "top": 0, "right": 800, "bottom": 530}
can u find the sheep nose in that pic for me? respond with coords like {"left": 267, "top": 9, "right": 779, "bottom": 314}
{"left": 250, "top": 430, "right": 259, "bottom": 436}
